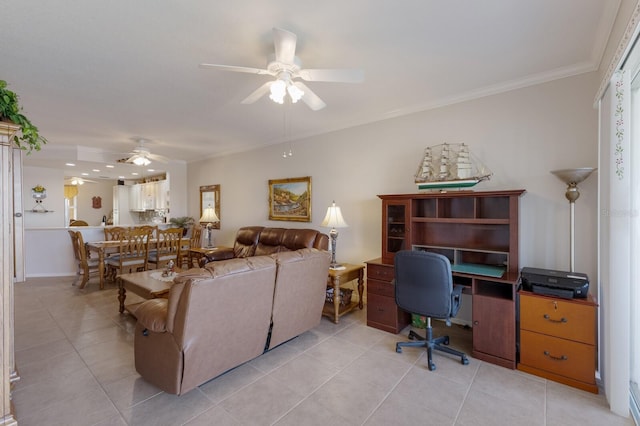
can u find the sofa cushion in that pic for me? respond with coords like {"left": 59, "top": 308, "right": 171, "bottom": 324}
{"left": 281, "top": 229, "right": 323, "bottom": 251}
{"left": 255, "top": 228, "right": 285, "bottom": 256}
{"left": 268, "top": 248, "right": 331, "bottom": 349}
{"left": 233, "top": 226, "right": 263, "bottom": 258}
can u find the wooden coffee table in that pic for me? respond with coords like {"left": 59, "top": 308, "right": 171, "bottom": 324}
{"left": 117, "top": 269, "right": 179, "bottom": 314}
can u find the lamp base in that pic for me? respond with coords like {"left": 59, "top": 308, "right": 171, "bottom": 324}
{"left": 329, "top": 263, "right": 346, "bottom": 270}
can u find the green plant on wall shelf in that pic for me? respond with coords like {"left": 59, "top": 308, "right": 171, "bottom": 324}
{"left": 0, "top": 80, "right": 47, "bottom": 154}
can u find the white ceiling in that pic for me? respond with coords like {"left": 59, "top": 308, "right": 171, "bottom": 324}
{"left": 1, "top": 0, "right": 620, "bottom": 180}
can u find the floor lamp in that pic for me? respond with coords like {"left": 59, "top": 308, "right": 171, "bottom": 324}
{"left": 551, "top": 167, "right": 596, "bottom": 272}
{"left": 321, "top": 201, "right": 349, "bottom": 269}
{"left": 199, "top": 204, "right": 219, "bottom": 248}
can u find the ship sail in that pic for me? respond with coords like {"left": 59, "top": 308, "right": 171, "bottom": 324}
{"left": 414, "top": 143, "right": 492, "bottom": 190}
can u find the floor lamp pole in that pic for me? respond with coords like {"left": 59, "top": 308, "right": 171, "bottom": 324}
{"left": 567, "top": 183, "right": 578, "bottom": 272}
{"left": 551, "top": 168, "right": 596, "bottom": 273}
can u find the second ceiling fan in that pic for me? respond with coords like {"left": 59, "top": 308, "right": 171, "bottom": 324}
{"left": 199, "top": 28, "right": 363, "bottom": 111}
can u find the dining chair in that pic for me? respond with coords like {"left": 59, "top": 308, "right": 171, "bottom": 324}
{"left": 68, "top": 230, "right": 100, "bottom": 289}
{"left": 69, "top": 219, "right": 89, "bottom": 226}
{"left": 104, "top": 226, "right": 128, "bottom": 241}
{"left": 148, "top": 227, "right": 183, "bottom": 269}
{"left": 105, "top": 227, "right": 153, "bottom": 279}
{"left": 179, "top": 224, "right": 202, "bottom": 268}
{"left": 138, "top": 225, "right": 158, "bottom": 240}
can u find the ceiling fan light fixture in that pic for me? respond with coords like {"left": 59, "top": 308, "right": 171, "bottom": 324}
{"left": 269, "top": 79, "right": 286, "bottom": 104}
{"left": 133, "top": 156, "right": 151, "bottom": 166}
{"left": 287, "top": 84, "right": 304, "bottom": 103}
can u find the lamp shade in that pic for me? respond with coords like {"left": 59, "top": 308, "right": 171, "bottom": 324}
{"left": 321, "top": 201, "right": 348, "bottom": 229}
{"left": 199, "top": 205, "right": 219, "bottom": 223}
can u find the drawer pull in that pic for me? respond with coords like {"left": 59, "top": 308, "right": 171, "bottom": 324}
{"left": 543, "top": 314, "right": 567, "bottom": 323}
{"left": 543, "top": 351, "right": 568, "bottom": 361}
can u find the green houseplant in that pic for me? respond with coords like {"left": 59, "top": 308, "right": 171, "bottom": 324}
{"left": 169, "top": 216, "right": 195, "bottom": 236}
{"left": 0, "top": 79, "right": 47, "bottom": 153}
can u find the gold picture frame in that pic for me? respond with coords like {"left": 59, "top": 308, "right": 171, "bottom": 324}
{"left": 199, "top": 184, "right": 220, "bottom": 229}
{"left": 268, "top": 176, "right": 311, "bottom": 222}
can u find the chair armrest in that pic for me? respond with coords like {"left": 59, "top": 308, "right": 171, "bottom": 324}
{"left": 136, "top": 299, "right": 169, "bottom": 333}
{"left": 199, "top": 248, "right": 235, "bottom": 266}
{"left": 450, "top": 285, "right": 464, "bottom": 318}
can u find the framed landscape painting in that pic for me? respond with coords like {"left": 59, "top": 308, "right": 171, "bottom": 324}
{"left": 268, "top": 176, "right": 311, "bottom": 222}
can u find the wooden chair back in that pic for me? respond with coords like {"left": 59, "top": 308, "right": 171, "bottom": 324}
{"left": 104, "top": 226, "right": 128, "bottom": 241}
{"left": 68, "top": 230, "right": 98, "bottom": 288}
{"left": 190, "top": 225, "right": 203, "bottom": 249}
{"left": 149, "top": 227, "right": 183, "bottom": 269}
{"left": 179, "top": 224, "right": 203, "bottom": 268}
{"left": 109, "top": 227, "right": 153, "bottom": 274}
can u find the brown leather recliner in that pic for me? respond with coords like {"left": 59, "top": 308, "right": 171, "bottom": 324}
{"left": 133, "top": 248, "right": 331, "bottom": 395}
{"left": 200, "top": 226, "right": 329, "bottom": 265}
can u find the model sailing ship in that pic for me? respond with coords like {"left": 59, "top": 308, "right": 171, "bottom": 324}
{"left": 415, "top": 143, "right": 492, "bottom": 190}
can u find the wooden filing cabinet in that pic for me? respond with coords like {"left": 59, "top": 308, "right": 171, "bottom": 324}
{"left": 365, "top": 259, "right": 410, "bottom": 334}
{"left": 518, "top": 291, "right": 598, "bottom": 393}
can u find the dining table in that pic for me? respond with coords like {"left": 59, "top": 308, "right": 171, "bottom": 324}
{"left": 86, "top": 237, "right": 189, "bottom": 290}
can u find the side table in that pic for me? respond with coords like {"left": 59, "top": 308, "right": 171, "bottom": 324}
{"left": 117, "top": 269, "right": 179, "bottom": 315}
{"left": 322, "top": 263, "right": 365, "bottom": 324}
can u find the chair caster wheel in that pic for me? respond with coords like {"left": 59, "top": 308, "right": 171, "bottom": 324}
{"left": 396, "top": 345, "right": 402, "bottom": 353}
{"left": 461, "top": 357, "right": 469, "bottom": 365}
{"left": 443, "top": 336, "right": 450, "bottom": 345}
{"left": 428, "top": 363, "right": 436, "bottom": 371}
{"left": 408, "top": 334, "right": 415, "bottom": 341}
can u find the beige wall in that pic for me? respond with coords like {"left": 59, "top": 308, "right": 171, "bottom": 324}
{"left": 188, "top": 71, "right": 600, "bottom": 284}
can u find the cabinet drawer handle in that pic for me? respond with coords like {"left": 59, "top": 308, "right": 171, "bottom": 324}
{"left": 543, "top": 351, "right": 568, "bottom": 361}
{"left": 543, "top": 314, "right": 567, "bottom": 323}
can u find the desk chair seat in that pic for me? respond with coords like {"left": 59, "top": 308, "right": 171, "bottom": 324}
{"left": 394, "top": 250, "right": 469, "bottom": 371}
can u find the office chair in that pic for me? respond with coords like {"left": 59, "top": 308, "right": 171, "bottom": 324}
{"left": 394, "top": 250, "right": 469, "bottom": 371}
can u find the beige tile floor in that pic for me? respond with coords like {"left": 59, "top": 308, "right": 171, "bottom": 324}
{"left": 11, "top": 276, "right": 634, "bottom": 426}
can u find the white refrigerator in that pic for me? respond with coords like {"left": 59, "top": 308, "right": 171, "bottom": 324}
{"left": 112, "top": 185, "right": 137, "bottom": 225}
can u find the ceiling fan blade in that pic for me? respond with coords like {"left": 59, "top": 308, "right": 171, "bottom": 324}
{"left": 273, "top": 28, "right": 297, "bottom": 64}
{"left": 199, "top": 63, "right": 271, "bottom": 75}
{"left": 241, "top": 81, "right": 272, "bottom": 104}
{"left": 297, "top": 68, "right": 364, "bottom": 83}
{"left": 148, "top": 153, "right": 169, "bottom": 163}
{"left": 294, "top": 82, "right": 326, "bottom": 111}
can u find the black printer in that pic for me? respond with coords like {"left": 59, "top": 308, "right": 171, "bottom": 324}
{"left": 520, "top": 267, "right": 589, "bottom": 299}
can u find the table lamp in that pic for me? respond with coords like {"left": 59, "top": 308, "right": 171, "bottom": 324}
{"left": 199, "top": 204, "right": 220, "bottom": 248}
{"left": 321, "top": 201, "right": 349, "bottom": 269}
{"left": 551, "top": 167, "right": 596, "bottom": 272}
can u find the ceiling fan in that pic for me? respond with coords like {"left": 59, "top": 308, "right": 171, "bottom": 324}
{"left": 119, "top": 139, "right": 169, "bottom": 166}
{"left": 199, "top": 27, "right": 364, "bottom": 111}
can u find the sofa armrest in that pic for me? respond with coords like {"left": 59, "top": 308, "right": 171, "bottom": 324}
{"left": 199, "top": 248, "right": 235, "bottom": 266}
{"left": 136, "top": 299, "right": 169, "bottom": 333}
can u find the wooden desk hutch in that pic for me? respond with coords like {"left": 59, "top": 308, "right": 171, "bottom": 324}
{"left": 366, "top": 189, "right": 525, "bottom": 369}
